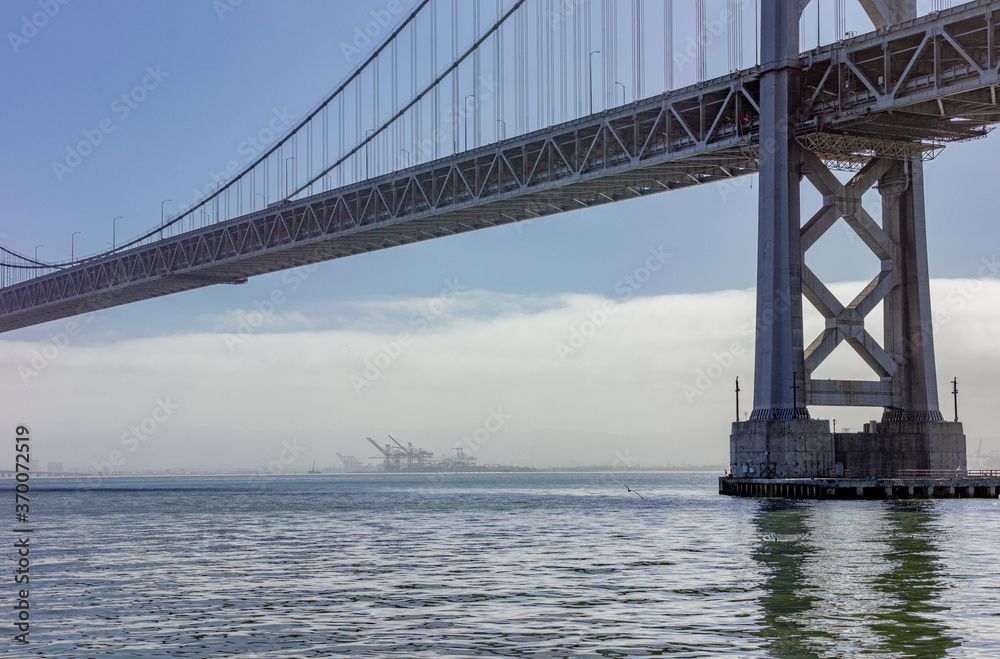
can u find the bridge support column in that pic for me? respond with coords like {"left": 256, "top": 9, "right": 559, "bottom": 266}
{"left": 729, "top": 0, "right": 966, "bottom": 482}
{"left": 732, "top": 0, "right": 815, "bottom": 479}
{"left": 750, "top": 0, "right": 807, "bottom": 421}
{"left": 879, "top": 159, "right": 942, "bottom": 420}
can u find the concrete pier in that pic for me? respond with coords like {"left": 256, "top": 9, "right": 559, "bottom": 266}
{"left": 719, "top": 475, "right": 1000, "bottom": 500}
{"left": 730, "top": 419, "right": 967, "bottom": 479}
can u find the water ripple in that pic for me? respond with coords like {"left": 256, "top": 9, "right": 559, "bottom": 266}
{"left": 3, "top": 473, "right": 999, "bottom": 658}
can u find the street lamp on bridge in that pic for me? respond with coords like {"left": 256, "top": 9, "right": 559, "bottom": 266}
{"left": 71, "top": 231, "right": 81, "bottom": 261}
{"left": 285, "top": 157, "right": 295, "bottom": 199}
{"left": 365, "top": 129, "right": 376, "bottom": 179}
{"left": 112, "top": 216, "right": 123, "bottom": 250}
{"left": 589, "top": 50, "right": 601, "bottom": 115}
{"left": 464, "top": 94, "right": 476, "bottom": 151}
{"left": 160, "top": 199, "right": 171, "bottom": 240}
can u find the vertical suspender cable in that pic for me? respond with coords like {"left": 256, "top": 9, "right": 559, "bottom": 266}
{"left": 633, "top": 0, "right": 641, "bottom": 102}
{"left": 575, "top": 0, "right": 582, "bottom": 116}
{"left": 602, "top": 0, "right": 608, "bottom": 108}
{"left": 338, "top": 95, "right": 344, "bottom": 185}
{"left": 495, "top": 0, "right": 501, "bottom": 140}
{"left": 473, "top": 0, "right": 480, "bottom": 148}
{"left": 432, "top": 0, "right": 439, "bottom": 159}
{"left": 560, "top": 0, "right": 567, "bottom": 122}
{"left": 664, "top": 0, "right": 672, "bottom": 90}
{"left": 580, "top": 4, "right": 594, "bottom": 116}
{"left": 355, "top": 78, "right": 361, "bottom": 181}
{"left": 412, "top": 20, "right": 418, "bottom": 163}
{"left": 755, "top": 0, "right": 759, "bottom": 65}
{"left": 392, "top": 38, "right": 398, "bottom": 168}
{"left": 536, "top": 0, "right": 543, "bottom": 129}
{"left": 452, "top": 0, "right": 459, "bottom": 154}
{"left": 552, "top": 0, "right": 558, "bottom": 124}
{"left": 694, "top": 0, "right": 705, "bottom": 82}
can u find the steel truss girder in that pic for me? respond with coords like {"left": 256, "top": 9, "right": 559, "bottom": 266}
{"left": 802, "top": 0, "right": 1000, "bottom": 140}
{"left": 0, "top": 87, "right": 760, "bottom": 332}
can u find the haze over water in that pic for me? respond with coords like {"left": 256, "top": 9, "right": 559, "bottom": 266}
{"left": 6, "top": 472, "right": 1000, "bottom": 658}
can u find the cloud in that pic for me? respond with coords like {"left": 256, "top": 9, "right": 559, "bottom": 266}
{"left": 1, "top": 279, "right": 998, "bottom": 471}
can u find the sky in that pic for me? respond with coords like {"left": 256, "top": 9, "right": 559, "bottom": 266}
{"left": 1, "top": 0, "right": 997, "bottom": 472}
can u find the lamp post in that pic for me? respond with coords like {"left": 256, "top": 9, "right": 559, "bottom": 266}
{"left": 615, "top": 81, "right": 625, "bottom": 106}
{"left": 255, "top": 193, "right": 265, "bottom": 210}
{"left": 464, "top": 94, "right": 476, "bottom": 151}
{"left": 285, "top": 157, "right": 295, "bottom": 199}
{"left": 589, "top": 50, "right": 601, "bottom": 114}
{"left": 112, "top": 216, "right": 122, "bottom": 250}
{"left": 497, "top": 119, "right": 506, "bottom": 140}
{"left": 71, "top": 231, "right": 81, "bottom": 261}
{"left": 365, "top": 129, "right": 376, "bottom": 178}
{"left": 34, "top": 244, "right": 44, "bottom": 262}
{"left": 160, "top": 199, "right": 171, "bottom": 240}
{"left": 400, "top": 149, "right": 410, "bottom": 167}
{"left": 214, "top": 180, "right": 226, "bottom": 222}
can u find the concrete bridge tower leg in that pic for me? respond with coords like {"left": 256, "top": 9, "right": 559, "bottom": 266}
{"left": 729, "top": 0, "right": 834, "bottom": 480}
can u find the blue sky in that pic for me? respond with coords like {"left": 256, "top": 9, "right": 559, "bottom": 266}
{"left": 1, "top": 0, "right": 998, "bottom": 471}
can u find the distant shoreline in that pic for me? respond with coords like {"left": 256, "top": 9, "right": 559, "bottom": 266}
{"left": 0, "top": 467, "right": 726, "bottom": 479}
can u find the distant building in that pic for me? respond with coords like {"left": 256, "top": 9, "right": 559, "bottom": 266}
{"left": 47, "top": 462, "right": 64, "bottom": 472}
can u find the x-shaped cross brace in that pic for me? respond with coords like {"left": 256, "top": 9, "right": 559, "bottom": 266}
{"left": 800, "top": 151, "right": 898, "bottom": 380}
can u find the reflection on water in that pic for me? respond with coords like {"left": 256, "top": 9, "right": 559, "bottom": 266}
{"left": 872, "top": 502, "right": 958, "bottom": 658}
{"left": 751, "top": 499, "right": 959, "bottom": 658}
{"left": 751, "top": 501, "right": 827, "bottom": 659}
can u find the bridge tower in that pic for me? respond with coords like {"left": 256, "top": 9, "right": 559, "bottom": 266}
{"left": 731, "top": 0, "right": 966, "bottom": 478}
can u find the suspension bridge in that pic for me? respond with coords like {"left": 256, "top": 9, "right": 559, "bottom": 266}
{"left": 2, "top": 0, "right": 999, "bottom": 495}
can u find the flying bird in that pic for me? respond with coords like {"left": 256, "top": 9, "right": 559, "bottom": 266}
{"left": 619, "top": 481, "right": 644, "bottom": 500}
